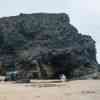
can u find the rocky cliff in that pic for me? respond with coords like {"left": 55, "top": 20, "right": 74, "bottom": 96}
{"left": 0, "top": 13, "right": 98, "bottom": 80}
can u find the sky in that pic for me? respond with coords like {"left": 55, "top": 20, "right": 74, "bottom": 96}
{"left": 0, "top": 0, "right": 100, "bottom": 62}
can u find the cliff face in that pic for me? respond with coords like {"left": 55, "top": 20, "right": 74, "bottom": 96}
{"left": 0, "top": 13, "right": 98, "bottom": 80}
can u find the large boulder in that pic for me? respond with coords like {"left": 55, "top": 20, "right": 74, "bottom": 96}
{"left": 0, "top": 13, "right": 98, "bottom": 79}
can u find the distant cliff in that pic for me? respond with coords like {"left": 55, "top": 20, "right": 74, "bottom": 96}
{"left": 0, "top": 13, "right": 98, "bottom": 80}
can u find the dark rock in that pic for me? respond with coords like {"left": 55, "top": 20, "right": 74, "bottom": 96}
{"left": 0, "top": 13, "right": 98, "bottom": 80}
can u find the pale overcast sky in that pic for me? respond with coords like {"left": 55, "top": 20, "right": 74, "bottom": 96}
{"left": 0, "top": 0, "right": 100, "bottom": 63}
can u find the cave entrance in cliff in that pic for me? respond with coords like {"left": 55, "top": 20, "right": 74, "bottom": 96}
{"left": 52, "top": 64, "right": 74, "bottom": 80}
{"left": 50, "top": 53, "right": 74, "bottom": 80}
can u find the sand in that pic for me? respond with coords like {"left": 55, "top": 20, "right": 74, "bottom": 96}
{"left": 0, "top": 80, "right": 100, "bottom": 100}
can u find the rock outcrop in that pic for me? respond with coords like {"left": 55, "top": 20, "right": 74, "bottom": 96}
{"left": 0, "top": 13, "right": 98, "bottom": 80}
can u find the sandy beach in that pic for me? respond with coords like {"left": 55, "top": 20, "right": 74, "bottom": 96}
{"left": 0, "top": 80, "right": 99, "bottom": 100}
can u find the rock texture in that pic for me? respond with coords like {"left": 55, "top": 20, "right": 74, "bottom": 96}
{"left": 0, "top": 13, "right": 98, "bottom": 80}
